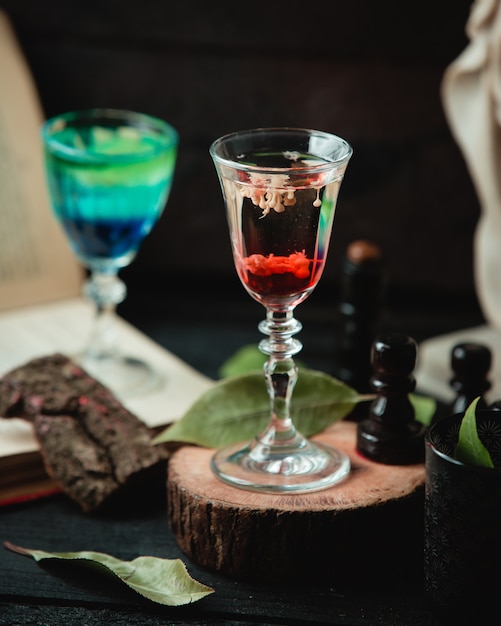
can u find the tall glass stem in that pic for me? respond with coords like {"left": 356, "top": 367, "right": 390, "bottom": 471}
{"left": 256, "top": 309, "right": 305, "bottom": 451}
{"left": 82, "top": 271, "right": 126, "bottom": 361}
{"left": 211, "top": 308, "right": 351, "bottom": 492}
{"left": 79, "top": 270, "right": 162, "bottom": 394}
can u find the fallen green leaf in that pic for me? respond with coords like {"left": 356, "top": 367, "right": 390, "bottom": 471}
{"left": 3, "top": 541, "right": 214, "bottom": 606}
{"left": 154, "top": 368, "right": 371, "bottom": 448}
{"left": 454, "top": 397, "right": 495, "bottom": 468}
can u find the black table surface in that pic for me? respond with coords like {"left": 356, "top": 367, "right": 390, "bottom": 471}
{"left": 1, "top": 292, "right": 484, "bottom": 626}
{"left": 1, "top": 492, "right": 443, "bottom": 626}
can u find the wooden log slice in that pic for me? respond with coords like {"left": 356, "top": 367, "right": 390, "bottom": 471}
{"left": 167, "top": 421, "right": 426, "bottom": 584}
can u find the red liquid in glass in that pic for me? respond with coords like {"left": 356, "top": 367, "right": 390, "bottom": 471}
{"left": 227, "top": 152, "right": 336, "bottom": 305}
{"left": 241, "top": 251, "right": 323, "bottom": 297}
{"left": 233, "top": 187, "right": 326, "bottom": 304}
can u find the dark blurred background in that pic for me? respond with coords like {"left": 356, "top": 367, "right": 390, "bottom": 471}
{"left": 1, "top": 0, "right": 485, "bottom": 379}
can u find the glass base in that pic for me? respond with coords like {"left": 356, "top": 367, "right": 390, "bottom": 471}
{"left": 77, "top": 353, "right": 165, "bottom": 399}
{"left": 211, "top": 438, "right": 350, "bottom": 494}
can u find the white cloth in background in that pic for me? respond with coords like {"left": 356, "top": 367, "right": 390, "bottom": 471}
{"left": 416, "top": 0, "right": 501, "bottom": 401}
{"left": 442, "top": 0, "right": 501, "bottom": 328}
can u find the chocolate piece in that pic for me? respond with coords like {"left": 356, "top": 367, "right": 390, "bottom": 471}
{"left": 0, "top": 353, "right": 168, "bottom": 512}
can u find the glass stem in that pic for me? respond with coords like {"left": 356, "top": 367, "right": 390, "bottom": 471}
{"left": 257, "top": 309, "right": 304, "bottom": 448}
{"left": 83, "top": 271, "right": 127, "bottom": 360}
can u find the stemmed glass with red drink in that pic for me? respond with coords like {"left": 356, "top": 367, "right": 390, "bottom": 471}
{"left": 210, "top": 127, "right": 352, "bottom": 493}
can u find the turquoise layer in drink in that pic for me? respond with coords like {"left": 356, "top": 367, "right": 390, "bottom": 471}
{"left": 43, "top": 113, "right": 177, "bottom": 271}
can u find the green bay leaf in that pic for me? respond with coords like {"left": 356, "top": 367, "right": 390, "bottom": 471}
{"left": 411, "top": 393, "right": 437, "bottom": 426}
{"left": 218, "top": 343, "right": 305, "bottom": 378}
{"left": 154, "top": 368, "right": 370, "bottom": 448}
{"left": 218, "top": 344, "right": 267, "bottom": 378}
{"left": 454, "top": 397, "right": 495, "bottom": 468}
{"left": 3, "top": 541, "right": 213, "bottom": 606}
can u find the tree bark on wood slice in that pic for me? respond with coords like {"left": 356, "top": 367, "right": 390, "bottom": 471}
{"left": 167, "top": 421, "right": 426, "bottom": 584}
{"left": 0, "top": 353, "right": 168, "bottom": 512}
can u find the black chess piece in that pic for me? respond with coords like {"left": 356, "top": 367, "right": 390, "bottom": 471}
{"left": 334, "top": 240, "right": 387, "bottom": 420}
{"left": 449, "top": 342, "right": 491, "bottom": 415}
{"left": 356, "top": 333, "right": 426, "bottom": 464}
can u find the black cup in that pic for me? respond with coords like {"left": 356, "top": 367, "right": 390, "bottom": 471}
{"left": 424, "top": 410, "right": 501, "bottom": 625}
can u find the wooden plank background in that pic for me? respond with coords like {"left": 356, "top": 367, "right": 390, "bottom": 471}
{"left": 1, "top": 0, "right": 479, "bottom": 311}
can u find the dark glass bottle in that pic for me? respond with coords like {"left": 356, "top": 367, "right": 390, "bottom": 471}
{"left": 334, "top": 240, "right": 387, "bottom": 419}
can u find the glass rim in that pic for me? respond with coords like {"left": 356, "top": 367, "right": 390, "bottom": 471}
{"left": 209, "top": 126, "right": 353, "bottom": 174}
{"left": 426, "top": 438, "right": 501, "bottom": 474}
{"left": 41, "top": 108, "right": 178, "bottom": 163}
{"left": 425, "top": 438, "right": 467, "bottom": 468}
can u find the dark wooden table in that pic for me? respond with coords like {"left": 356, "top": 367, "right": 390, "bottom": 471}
{"left": 2, "top": 294, "right": 483, "bottom": 625}
{"left": 1, "top": 490, "right": 443, "bottom": 626}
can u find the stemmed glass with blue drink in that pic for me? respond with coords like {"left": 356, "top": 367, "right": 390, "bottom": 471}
{"left": 42, "top": 109, "right": 178, "bottom": 395}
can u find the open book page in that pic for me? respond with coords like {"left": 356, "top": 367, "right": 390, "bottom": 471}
{"left": 0, "top": 298, "right": 214, "bottom": 460}
{"left": 0, "top": 10, "right": 82, "bottom": 310}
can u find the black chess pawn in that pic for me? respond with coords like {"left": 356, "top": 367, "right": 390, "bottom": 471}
{"left": 356, "top": 333, "right": 426, "bottom": 464}
{"left": 449, "top": 342, "right": 491, "bottom": 415}
{"left": 334, "top": 240, "right": 387, "bottom": 421}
